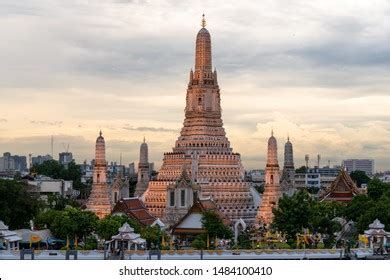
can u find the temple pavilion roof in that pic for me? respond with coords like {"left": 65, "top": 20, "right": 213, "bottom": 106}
{"left": 319, "top": 169, "right": 361, "bottom": 202}
{"left": 364, "top": 219, "right": 390, "bottom": 237}
{"left": 112, "top": 197, "right": 156, "bottom": 226}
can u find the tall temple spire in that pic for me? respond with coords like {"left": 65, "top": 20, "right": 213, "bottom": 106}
{"left": 195, "top": 14, "right": 212, "bottom": 73}
{"left": 185, "top": 16, "right": 220, "bottom": 118}
{"left": 86, "top": 131, "right": 112, "bottom": 219}
{"left": 280, "top": 136, "right": 295, "bottom": 192}
{"left": 135, "top": 138, "right": 150, "bottom": 197}
{"left": 284, "top": 136, "right": 294, "bottom": 168}
{"left": 267, "top": 131, "right": 278, "bottom": 166}
{"left": 95, "top": 130, "right": 106, "bottom": 165}
{"left": 139, "top": 138, "right": 148, "bottom": 164}
{"left": 257, "top": 131, "right": 281, "bottom": 225}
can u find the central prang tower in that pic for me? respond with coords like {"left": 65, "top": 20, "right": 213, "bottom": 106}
{"left": 143, "top": 16, "right": 257, "bottom": 225}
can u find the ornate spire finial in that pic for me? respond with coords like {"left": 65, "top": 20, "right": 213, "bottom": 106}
{"left": 143, "top": 136, "right": 146, "bottom": 143}
{"left": 287, "top": 134, "right": 289, "bottom": 141}
{"left": 99, "top": 130, "right": 102, "bottom": 137}
{"left": 271, "top": 129, "right": 274, "bottom": 137}
{"left": 201, "top": 13, "right": 206, "bottom": 28}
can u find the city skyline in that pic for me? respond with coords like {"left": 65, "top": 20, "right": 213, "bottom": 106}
{"left": 0, "top": 0, "right": 389, "bottom": 171}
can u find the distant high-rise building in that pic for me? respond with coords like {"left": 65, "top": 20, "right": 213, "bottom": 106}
{"left": 342, "top": 159, "right": 374, "bottom": 175}
{"left": 31, "top": 154, "right": 53, "bottom": 166}
{"left": 294, "top": 166, "right": 340, "bottom": 189}
{"left": 86, "top": 131, "right": 112, "bottom": 219}
{"left": 59, "top": 152, "right": 73, "bottom": 167}
{"left": 257, "top": 131, "right": 281, "bottom": 225}
{"left": 134, "top": 138, "right": 150, "bottom": 197}
{"left": 0, "top": 152, "right": 27, "bottom": 172}
{"left": 128, "top": 162, "right": 136, "bottom": 176}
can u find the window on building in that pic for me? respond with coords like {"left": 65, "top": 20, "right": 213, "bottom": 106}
{"left": 169, "top": 191, "right": 175, "bottom": 207}
{"left": 114, "top": 192, "right": 118, "bottom": 203}
{"left": 97, "top": 173, "right": 100, "bottom": 183}
{"left": 180, "top": 189, "right": 186, "bottom": 207}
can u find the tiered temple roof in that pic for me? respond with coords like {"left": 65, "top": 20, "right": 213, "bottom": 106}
{"left": 112, "top": 197, "right": 156, "bottom": 226}
{"left": 319, "top": 169, "right": 361, "bottom": 202}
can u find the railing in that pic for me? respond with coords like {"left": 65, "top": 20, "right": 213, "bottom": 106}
{"left": 0, "top": 248, "right": 373, "bottom": 260}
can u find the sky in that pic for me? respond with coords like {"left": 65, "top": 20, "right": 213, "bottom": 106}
{"left": 0, "top": 0, "right": 389, "bottom": 172}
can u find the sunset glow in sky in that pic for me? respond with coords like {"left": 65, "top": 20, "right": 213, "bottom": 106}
{"left": 0, "top": 0, "right": 389, "bottom": 171}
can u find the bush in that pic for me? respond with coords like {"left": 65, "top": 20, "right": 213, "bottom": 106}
{"left": 84, "top": 235, "right": 98, "bottom": 250}
{"left": 191, "top": 237, "right": 206, "bottom": 249}
{"left": 274, "top": 242, "right": 290, "bottom": 249}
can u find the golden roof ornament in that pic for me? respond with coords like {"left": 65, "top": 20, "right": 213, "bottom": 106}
{"left": 201, "top": 13, "right": 206, "bottom": 28}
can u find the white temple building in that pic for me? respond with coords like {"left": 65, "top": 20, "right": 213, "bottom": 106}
{"left": 0, "top": 220, "right": 21, "bottom": 251}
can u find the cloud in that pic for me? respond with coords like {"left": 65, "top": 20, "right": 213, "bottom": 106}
{"left": 30, "top": 120, "right": 63, "bottom": 127}
{"left": 0, "top": 0, "right": 389, "bottom": 171}
{"left": 246, "top": 113, "right": 390, "bottom": 169}
{"left": 122, "top": 125, "right": 178, "bottom": 133}
{"left": 0, "top": 118, "right": 7, "bottom": 123}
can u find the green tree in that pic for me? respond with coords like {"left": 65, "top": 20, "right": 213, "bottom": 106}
{"left": 31, "top": 160, "right": 63, "bottom": 179}
{"left": 96, "top": 214, "right": 140, "bottom": 241}
{"left": 295, "top": 166, "right": 307, "bottom": 173}
{"left": 367, "top": 178, "right": 388, "bottom": 200}
{"left": 356, "top": 195, "right": 390, "bottom": 233}
{"left": 46, "top": 193, "right": 80, "bottom": 210}
{"left": 34, "top": 209, "right": 63, "bottom": 230}
{"left": 272, "top": 190, "right": 342, "bottom": 248}
{"left": 141, "top": 225, "right": 167, "bottom": 249}
{"left": 309, "top": 202, "right": 341, "bottom": 247}
{"left": 0, "top": 179, "right": 43, "bottom": 229}
{"left": 343, "top": 179, "right": 390, "bottom": 234}
{"left": 191, "top": 236, "right": 206, "bottom": 249}
{"left": 343, "top": 195, "right": 375, "bottom": 223}
{"left": 201, "top": 210, "right": 233, "bottom": 240}
{"left": 350, "top": 170, "right": 371, "bottom": 187}
{"left": 30, "top": 160, "right": 86, "bottom": 190}
{"left": 272, "top": 190, "right": 314, "bottom": 242}
{"left": 36, "top": 207, "right": 98, "bottom": 240}
{"left": 237, "top": 229, "right": 252, "bottom": 249}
